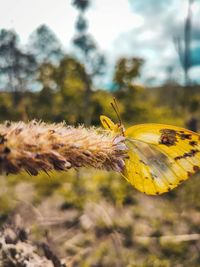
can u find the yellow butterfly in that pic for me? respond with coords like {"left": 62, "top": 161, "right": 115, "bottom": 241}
{"left": 100, "top": 101, "right": 200, "bottom": 195}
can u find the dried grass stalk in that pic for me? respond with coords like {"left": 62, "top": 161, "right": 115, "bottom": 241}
{"left": 0, "top": 121, "right": 127, "bottom": 175}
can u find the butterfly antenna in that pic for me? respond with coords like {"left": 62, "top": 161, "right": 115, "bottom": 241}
{"left": 111, "top": 97, "right": 122, "bottom": 126}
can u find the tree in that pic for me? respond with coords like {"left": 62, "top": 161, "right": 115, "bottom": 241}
{"left": 173, "top": 0, "right": 199, "bottom": 130}
{"left": 28, "top": 24, "right": 64, "bottom": 65}
{"left": 0, "top": 29, "right": 37, "bottom": 120}
{"left": 72, "top": 0, "right": 106, "bottom": 124}
{"left": 174, "top": 0, "right": 195, "bottom": 86}
{"left": 113, "top": 57, "right": 144, "bottom": 90}
{"left": 32, "top": 62, "right": 57, "bottom": 121}
{"left": 113, "top": 57, "right": 144, "bottom": 122}
{"left": 0, "top": 29, "right": 36, "bottom": 93}
{"left": 73, "top": 0, "right": 90, "bottom": 11}
{"left": 52, "top": 56, "right": 91, "bottom": 123}
{"left": 27, "top": 25, "right": 64, "bottom": 120}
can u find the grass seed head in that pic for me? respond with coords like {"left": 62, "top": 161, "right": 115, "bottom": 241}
{"left": 0, "top": 121, "right": 128, "bottom": 175}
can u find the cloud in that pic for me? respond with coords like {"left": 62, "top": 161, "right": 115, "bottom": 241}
{"left": 129, "top": 0, "right": 173, "bottom": 16}
{"left": 87, "top": 0, "right": 144, "bottom": 50}
{"left": 110, "top": 0, "right": 200, "bottom": 85}
{"left": 190, "top": 66, "right": 200, "bottom": 84}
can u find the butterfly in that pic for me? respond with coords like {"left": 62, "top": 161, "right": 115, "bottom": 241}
{"left": 100, "top": 100, "right": 200, "bottom": 195}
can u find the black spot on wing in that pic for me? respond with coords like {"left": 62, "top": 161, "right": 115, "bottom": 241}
{"left": 174, "top": 149, "right": 199, "bottom": 160}
{"left": 177, "top": 132, "right": 192, "bottom": 140}
{"left": 189, "top": 141, "right": 198, "bottom": 146}
{"left": 159, "top": 129, "right": 177, "bottom": 146}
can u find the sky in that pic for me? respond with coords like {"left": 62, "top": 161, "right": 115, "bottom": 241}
{"left": 0, "top": 0, "right": 200, "bottom": 86}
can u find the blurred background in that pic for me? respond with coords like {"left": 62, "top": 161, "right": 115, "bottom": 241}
{"left": 0, "top": 0, "right": 200, "bottom": 266}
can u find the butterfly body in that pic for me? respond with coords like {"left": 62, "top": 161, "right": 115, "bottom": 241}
{"left": 100, "top": 115, "right": 200, "bottom": 195}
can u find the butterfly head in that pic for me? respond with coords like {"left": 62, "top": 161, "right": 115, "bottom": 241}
{"left": 100, "top": 115, "right": 125, "bottom": 135}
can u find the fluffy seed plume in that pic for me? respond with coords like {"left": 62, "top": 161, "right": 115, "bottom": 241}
{"left": 0, "top": 121, "right": 128, "bottom": 175}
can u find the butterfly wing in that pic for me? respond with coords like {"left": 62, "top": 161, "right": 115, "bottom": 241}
{"left": 123, "top": 124, "right": 200, "bottom": 195}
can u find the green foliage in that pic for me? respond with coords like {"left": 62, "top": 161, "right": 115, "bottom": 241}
{"left": 113, "top": 57, "right": 144, "bottom": 88}
{"left": 0, "top": 93, "right": 13, "bottom": 121}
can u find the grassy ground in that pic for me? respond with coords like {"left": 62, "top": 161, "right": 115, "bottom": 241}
{"left": 0, "top": 168, "right": 200, "bottom": 266}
